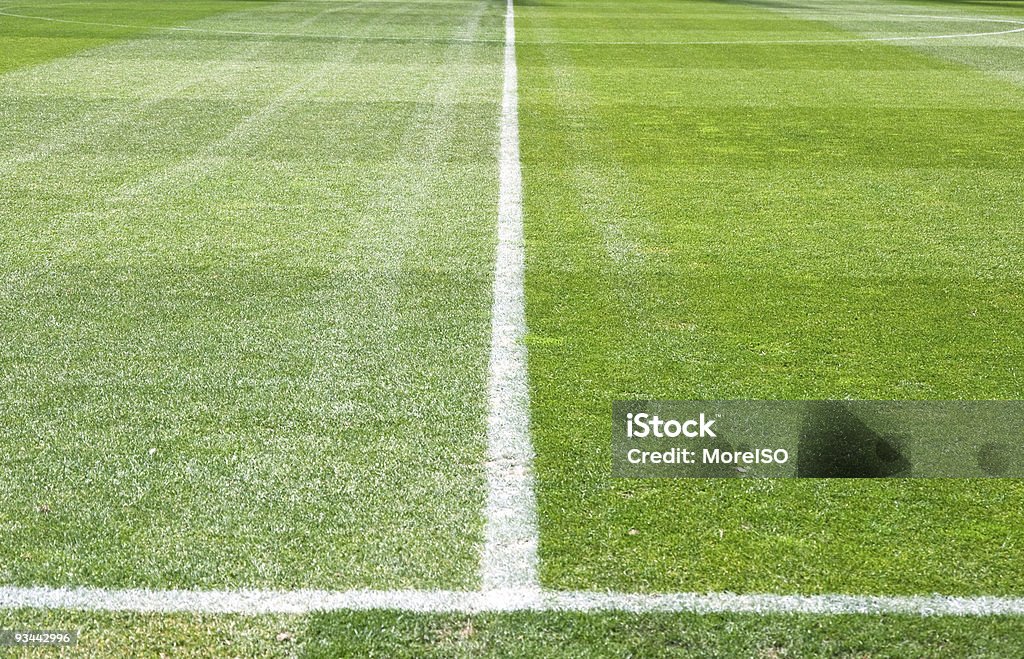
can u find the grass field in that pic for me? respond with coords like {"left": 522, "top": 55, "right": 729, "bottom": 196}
{"left": 1, "top": 0, "right": 505, "bottom": 590}
{"left": 2, "top": 0, "right": 1024, "bottom": 655}
{"left": 520, "top": 0, "right": 1024, "bottom": 596}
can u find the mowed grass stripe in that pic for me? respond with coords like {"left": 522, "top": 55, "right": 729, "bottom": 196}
{"left": 0, "top": 0, "right": 284, "bottom": 74}
{"left": 0, "top": 0, "right": 508, "bottom": 44}
{"left": 0, "top": 2, "right": 358, "bottom": 175}
{"left": 784, "top": 0, "right": 1024, "bottom": 88}
{"left": 0, "top": 0, "right": 504, "bottom": 590}
{"left": 519, "top": 0, "right": 1024, "bottom": 595}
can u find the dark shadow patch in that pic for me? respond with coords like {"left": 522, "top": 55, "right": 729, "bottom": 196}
{"left": 977, "top": 442, "right": 1014, "bottom": 477}
{"left": 796, "top": 401, "right": 911, "bottom": 478}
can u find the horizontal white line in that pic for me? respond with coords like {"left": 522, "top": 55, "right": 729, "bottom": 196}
{"left": 3, "top": 586, "right": 1024, "bottom": 616}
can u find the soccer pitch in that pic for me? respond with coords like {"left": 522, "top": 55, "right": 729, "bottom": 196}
{"left": 1, "top": 0, "right": 1024, "bottom": 655}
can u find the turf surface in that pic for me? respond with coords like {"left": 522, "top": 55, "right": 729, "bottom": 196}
{"left": 518, "top": 0, "right": 1024, "bottom": 595}
{"left": 0, "top": 0, "right": 278, "bottom": 75}
{"left": 2, "top": 0, "right": 1024, "bottom": 654}
{"left": 0, "top": 0, "right": 504, "bottom": 589}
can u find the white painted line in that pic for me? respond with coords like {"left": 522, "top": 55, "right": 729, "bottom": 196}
{"left": 546, "top": 591, "right": 1024, "bottom": 616}
{"left": 481, "top": 0, "right": 539, "bottom": 600}
{"left": 4, "top": 586, "right": 1024, "bottom": 616}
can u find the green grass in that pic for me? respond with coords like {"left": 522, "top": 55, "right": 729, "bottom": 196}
{"left": 5, "top": 608, "right": 1024, "bottom": 657}
{"left": 0, "top": 1, "right": 284, "bottom": 75}
{"left": 3, "top": 0, "right": 1024, "bottom": 654}
{"left": 0, "top": 0, "right": 504, "bottom": 590}
{"left": 518, "top": 0, "right": 1024, "bottom": 595}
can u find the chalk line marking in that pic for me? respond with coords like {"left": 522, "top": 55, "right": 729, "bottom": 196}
{"left": 4, "top": 587, "right": 1024, "bottom": 616}
{"left": 480, "top": 0, "right": 539, "bottom": 604}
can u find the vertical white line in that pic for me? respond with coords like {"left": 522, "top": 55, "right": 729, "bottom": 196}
{"left": 481, "top": 0, "right": 539, "bottom": 600}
